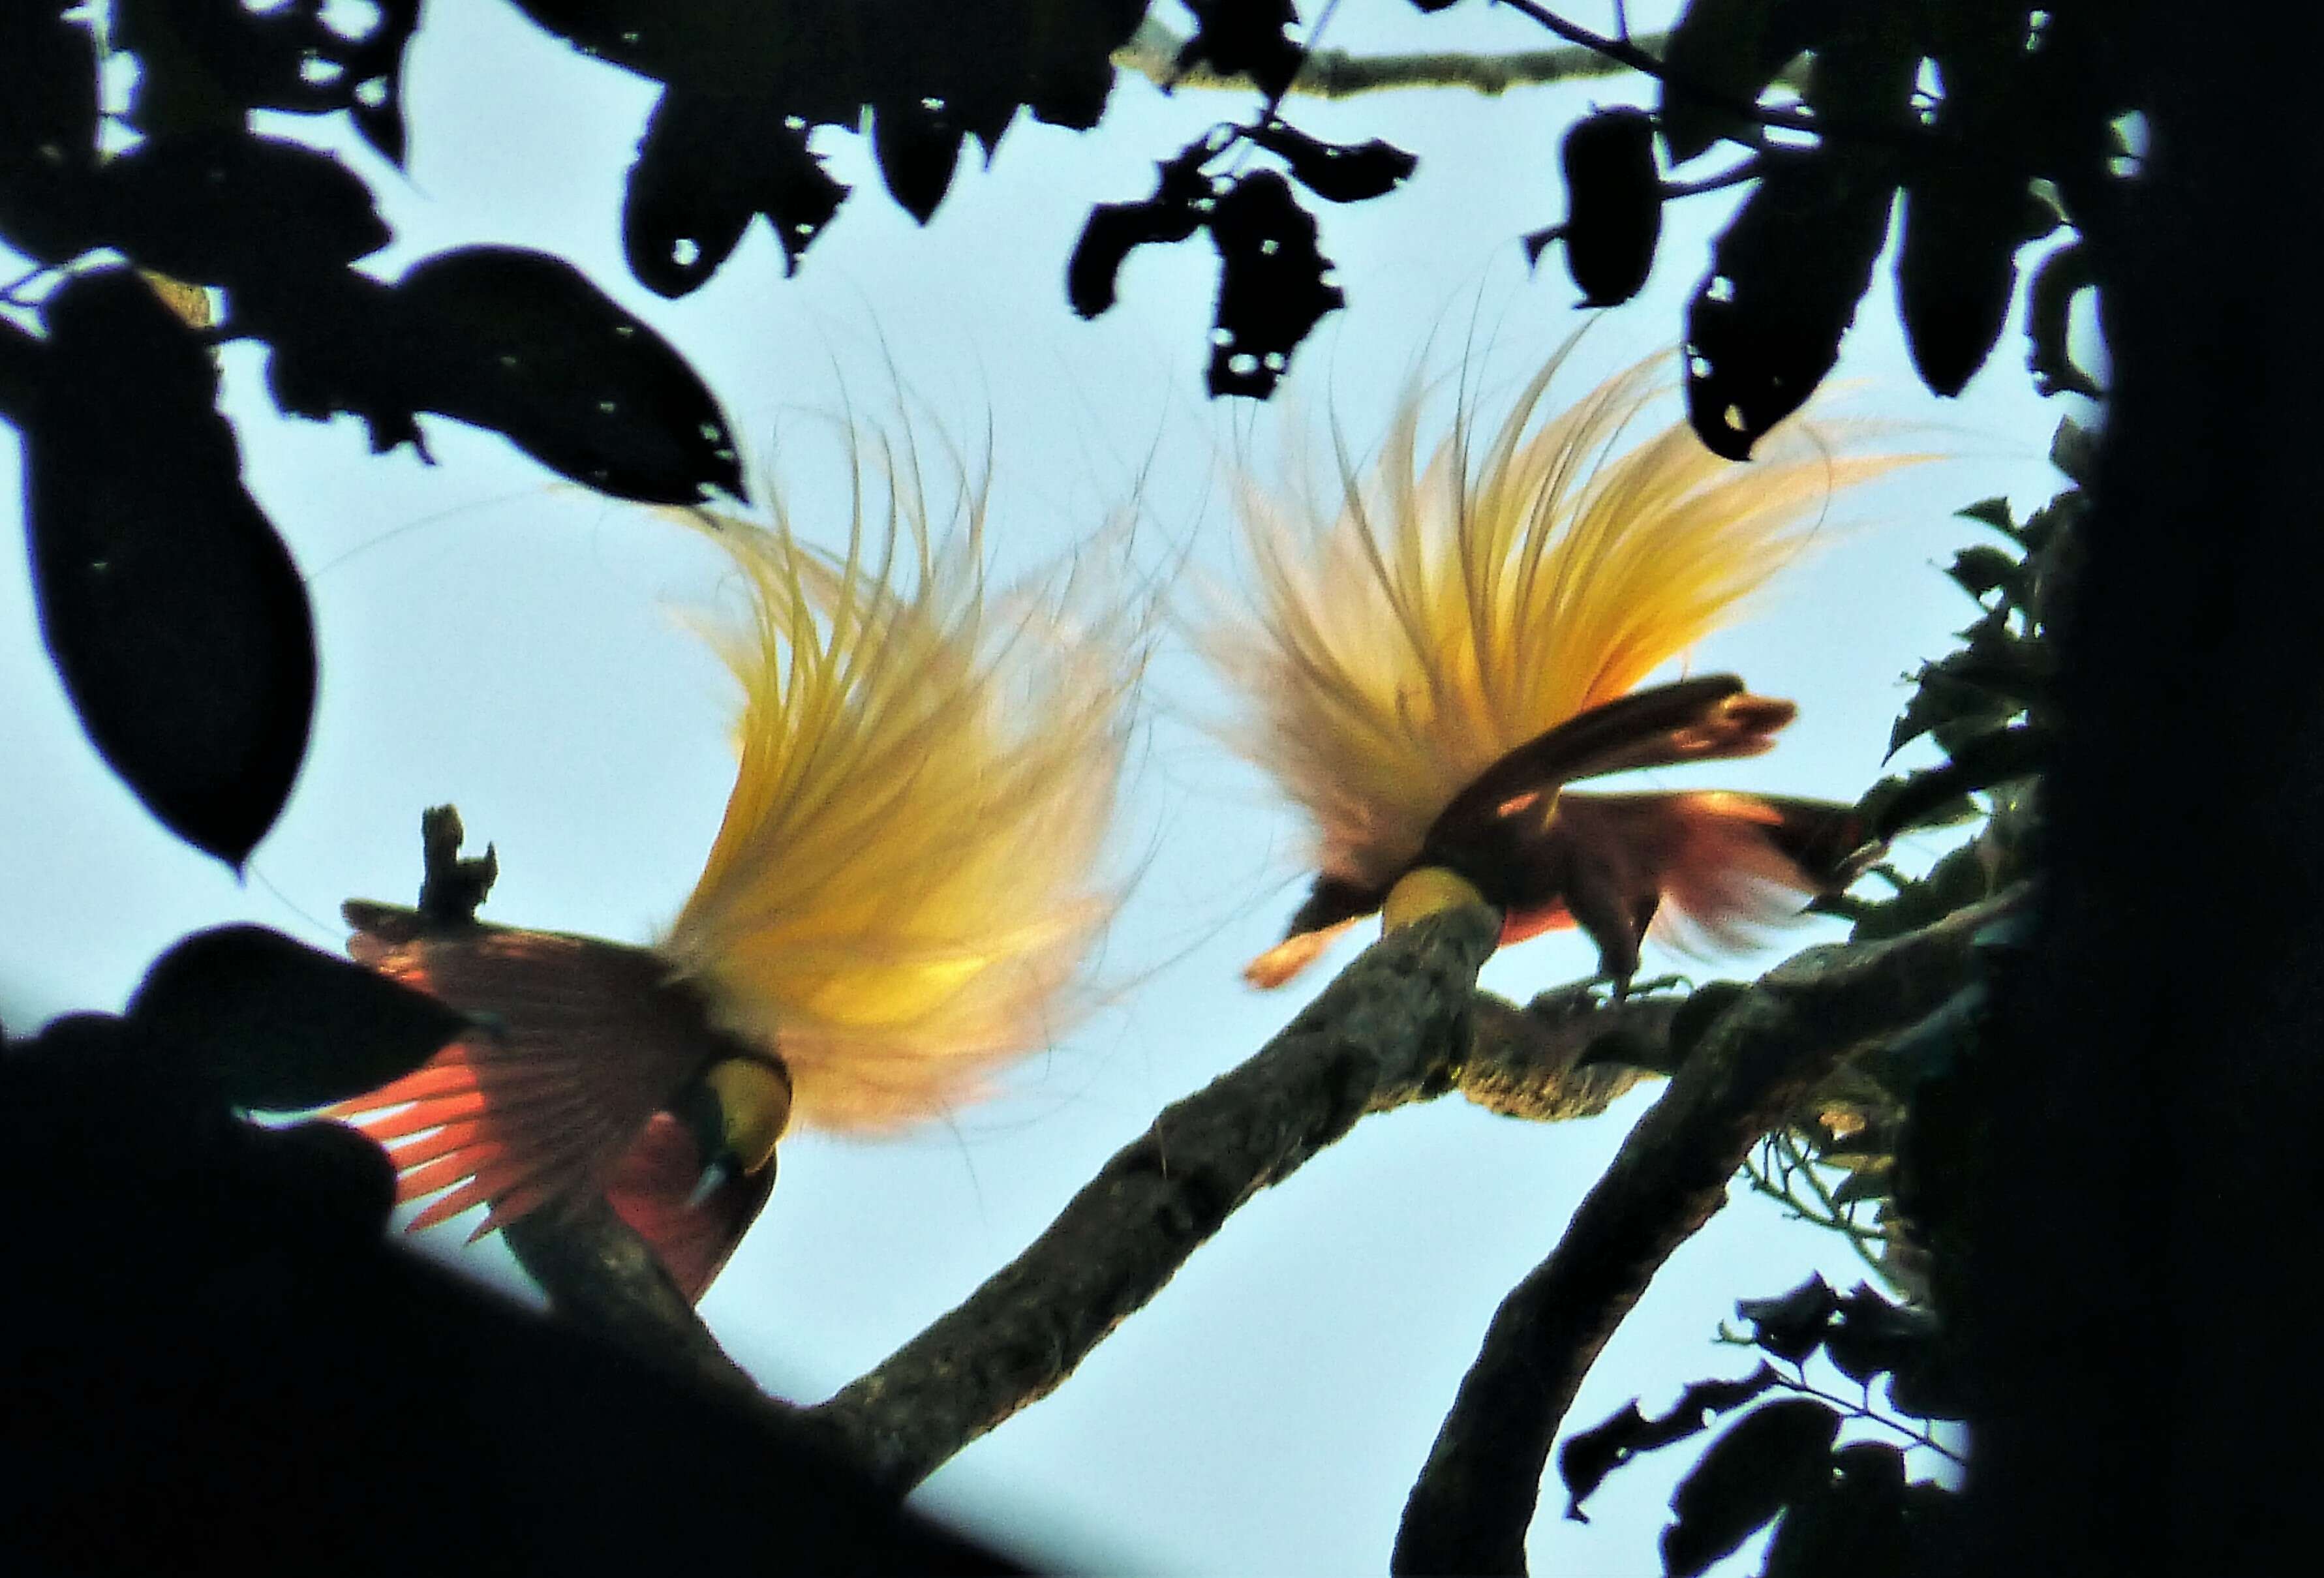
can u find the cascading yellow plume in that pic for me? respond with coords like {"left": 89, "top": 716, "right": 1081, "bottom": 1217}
{"left": 657, "top": 429, "right": 1140, "bottom": 1130}
{"left": 329, "top": 420, "right": 1144, "bottom": 1298}
{"left": 1204, "top": 346, "right": 1920, "bottom": 991}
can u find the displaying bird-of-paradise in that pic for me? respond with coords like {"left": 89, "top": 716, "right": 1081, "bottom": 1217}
{"left": 1202, "top": 348, "right": 1920, "bottom": 994}
{"left": 328, "top": 427, "right": 1146, "bottom": 1299}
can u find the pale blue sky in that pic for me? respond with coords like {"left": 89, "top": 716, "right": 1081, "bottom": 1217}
{"left": 1, "top": 3, "right": 2080, "bottom": 1571}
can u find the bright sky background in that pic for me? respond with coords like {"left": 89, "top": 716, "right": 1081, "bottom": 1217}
{"left": 1, "top": 3, "right": 2085, "bottom": 1572}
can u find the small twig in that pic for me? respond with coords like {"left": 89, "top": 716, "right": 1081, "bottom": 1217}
{"left": 1743, "top": 1131, "right": 1895, "bottom": 1285}
{"left": 1766, "top": 1366, "right": 1967, "bottom": 1467}
{"left": 1392, "top": 886, "right": 2025, "bottom": 1575}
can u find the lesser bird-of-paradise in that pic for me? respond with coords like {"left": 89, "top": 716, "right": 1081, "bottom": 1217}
{"left": 328, "top": 425, "right": 1146, "bottom": 1299}
{"left": 1202, "top": 347, "right": 1921, "bottom": 994}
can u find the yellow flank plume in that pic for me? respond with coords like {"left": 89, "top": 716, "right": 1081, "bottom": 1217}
{"left": 1202, "top": 346, "right": 1919, "bottom": 892}
{"left": 654, "top": 428, "right": 1144, "bottom": 1131}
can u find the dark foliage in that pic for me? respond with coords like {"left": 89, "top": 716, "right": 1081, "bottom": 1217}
{"left": 128, "top": 923, "right": 470, "bottom": 1111}
{"left": 0, "top": 977, "right": 1024, "bottom": 1573}
{"left": 19, "top": 267, "right": 314, "bottom": 868}
{"left": 1646, "top": 0, "right": 2117, "bottom": 452}
{"left": 1067, "top": 5, "right": 1414, "bottom": 398}
{"left": 1557, "top": 108, "right": 1664, "bottom": 307}
{"left": 1559, "top": 1277, "right": 1965, "bottom": 1577}
{"left": 1, "top": 4, "right": 743, "bottom": 862}
{"left": 509, "top": 0, "right": 1148, "bottom": 258}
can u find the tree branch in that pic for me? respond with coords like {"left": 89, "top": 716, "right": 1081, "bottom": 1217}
{"left": 1391, "top": 886, "right": 2026, "bottom": 1576}
{"left": 504, "top": 1196, "right": 771, "bottom": 1404}
{"left": 1112, "top": 18, "right": 1659, "bottom": 100}
{"left": 808, "top": 904, "right": 1505, "bottom": 1489}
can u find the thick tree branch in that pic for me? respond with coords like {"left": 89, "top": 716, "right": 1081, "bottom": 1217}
{"left": 1391, "top": 887, "right": 2025, "bottom": 1577}
{"left": 504, "top": 1197, "right": 769, "bottom": 1404}
{"left": 808, "top": 904, "right": 1505, "bottom": 1489}
{"left": 1460, "top": 988, "right": 1671, "bottom": 1121}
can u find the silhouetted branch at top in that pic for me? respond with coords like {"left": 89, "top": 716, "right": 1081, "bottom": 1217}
{"left": 1114, "top": 16, "right": 1666, "bottom": 99}
{"left": 1391, "top": 885, "right": 2028, "bottom": 1577}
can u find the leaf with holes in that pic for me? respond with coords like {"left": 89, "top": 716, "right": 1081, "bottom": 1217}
{"left": 1559, "top": 108, "right": 1662, "bottom": 307}
{"left": 1067, "top": 144, "right": 1210, "bottom": 318}
{"left": 624, "top": 88, "right": 846, "bottom": 295}
{"left": 23, "top": 269, "right": 314, "bottom": 868}
{"left": 1661, "top": 1399, "right": 1841, "bottom": 1577}
{"left": 114, "top": 0, "right": 423, "bottom": 165}
{"left": 129, "top": 925, "right": 469, "bottom": 1111}
{"left": 254, "top": 245, "right": 745, "bottom": 504}
{"left": 1204, "top": 171, "right": 1343, "bottom": 399}
{"left": 1685, "top": 151, "right": 1895, "bottom": 460}
{"left": 1242, "top": 119, "right": 1415, "bottom": 205}
{"left": 1561, "top": 1365, "right": 1786, "bottom": 1521}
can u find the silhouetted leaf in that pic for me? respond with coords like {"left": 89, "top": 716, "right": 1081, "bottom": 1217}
{"left": 1067, "top": 144, "right": 1209, "bottom": 318}
{"left": 1559, "top": 108, "right": 1662, "bottom": 307}
{"left": 1955, "top": 496, "right": 2017, "bottom": 535}
{"left": 1874, "top": 724, "right": 2046, "bottom": 836}
{"left": 1561, "top": 1402, "right": 1647, "bottom": 1521}
{"left": 1243, "top": 119, "right": 1415, "bottom": 204}
{"left": 1884, "top": 1348, "right": 1973, "bottom": 1423}
{"left": 624, "top": 88, "right": 846, "bottom": 294}
{"left": 258, "top": 245, "right": 745, "bottom": 504}
{"left": 1205, "top": 170, "right": 1343, "bottom": 399}
{"left": 115, "top": 0, "right": 423, "bottom": 165}
{"left": 1799, "top": 5, "right": 1921, "bottom": 134}
{"left": 99, "top": 130, "right": 392, "bottom": 288}
{"left": 1659, "top": 0, "right": 1802, "bottom": 164}
{"left": 1737, "top": 1275, "right": 1837, "bottom": 1363}
{"left": 1945, "top": 544, "right": 2021, "bottom": 602}
{"left": 1760, "top": 1442, "right": 1910, "bottom": 1578}
{"left": 1887, "top": 666, "right": 2009, "bottom": 760}
{"left": 1822, "top": 1286, "right": 1936, "bottom": 1387}
{"left": 2049, "top": 414, "right": 2099, "bottom": 484}
{"left": 1662, "top": 1399, "right": 1840, "bottom": 1577}
{"left": 0, "top": 5, "right": 102, "bottom": 262}
{"left": 1685, "top": 152, "right": 1895, "bottom": 459}
{"left": 23, "top": 269, "right": 314, "bottom": 866}
{"left": 397, "top": 247, "right": 744, "bottom": 500}
{"left": 872, "top": 97, "right": 965, "bottom": 224}
{"left": 1561, "top": 1365, "right": 1782, "bottom": 1521}
{"left": 129, "top": 924, "right": 468, "bottom": 1110}
{"left": 1177, "top": 0, "right": 1304, "bottom": 100}
{"left": 1899, "top": 160, "right": 2034, "bottom": 397}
